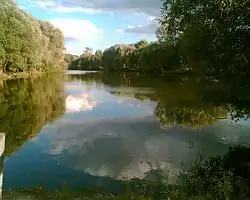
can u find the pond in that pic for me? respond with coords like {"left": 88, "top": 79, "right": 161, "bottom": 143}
{"left": 0, "top": 71, "right": 249, "bottom": 193}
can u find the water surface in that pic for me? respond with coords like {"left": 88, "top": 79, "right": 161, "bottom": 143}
{"left": 0, "top": 71, "right": 249, "bottom": 191}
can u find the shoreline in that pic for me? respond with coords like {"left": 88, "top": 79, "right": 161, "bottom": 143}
{"left": 0, "top": 72, "right": 43, "bottom": 80}
{"left": 0, "top": 71, "right": 66, "bottom": 81}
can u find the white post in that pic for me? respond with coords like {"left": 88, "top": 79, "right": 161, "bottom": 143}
{"left": 0, "top": 133, "right": 5, "bottom": 200}
{"left": 0, "top": 133, "right": 5, "bottom": 157}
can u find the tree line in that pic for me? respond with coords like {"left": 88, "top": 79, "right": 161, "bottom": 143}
{"left": 68, "top": 0, "right": 250, "bottom": 80}
{"left": 2, "top": 0, "right": 248, "bottom": 79}
{"left": 0, "top": 0, "right": 66, "bottom": 74}
{"left": 68, "top": 39, "right": 180, "bottom": 73}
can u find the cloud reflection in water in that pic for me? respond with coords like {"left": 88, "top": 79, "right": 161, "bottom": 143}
{"left": 45, "top": 117, "right": 196, "bottom": 183}
{"left": 66, "top": 93, "right": 97, "bottom": 113}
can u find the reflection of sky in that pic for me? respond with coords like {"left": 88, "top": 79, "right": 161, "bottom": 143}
{"left": 40, "top": 117, "right": 194, "bottom": 182}
{"left": 66, "top": 93, "right": 97, "bottom": 113}
{"left": 65, "top": 71, "right": 97, "bottom": 75}
{"left": 64, "top": 81, "right": 156, "bottom": 117}
{"left": 35, "top": 117, "right": 250, "bottom": 182}
{"left": 3, "top": 76, "right": 250, "bottom": 190}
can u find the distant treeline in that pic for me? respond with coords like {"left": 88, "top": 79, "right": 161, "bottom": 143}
{"left": 66, "top": 40, "right": 180, "bottom": 73}
{"left": 0, "top": 0, "right": 66, "bottom": 74}
{"left": 68, "top": 0, "right": 250, "bottom": 80}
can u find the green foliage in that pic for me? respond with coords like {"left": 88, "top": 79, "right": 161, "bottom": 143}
{"left": 64, "top": 53, "right": 79, "bottom": 65}
{"left": 160, "top": 0, "right": 250, "bottom": 78}
{"left": 0, "top": 0, "right": 66, "bottom": 73}
{"left": 68, "top": 40, "right": 181, "bottom": 73}
{"left": 68, "top": 0, "right": 249, "bottom": 82}
{"left": 38, "top": 21, "right": 66, "bottom": 72}
{"left": 178, "top": 146, "right": 250, "bottom": 200}
{"left": 0, "top": 75, "right": 65, "bottom": 155}
{"left": 69, "top": 48, "right": 103, "bottom": 70}
{"left": 154, "top": 103, "right": 228, "bottom": 129}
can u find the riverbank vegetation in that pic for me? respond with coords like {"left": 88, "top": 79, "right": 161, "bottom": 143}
{"left": 0, "top": 0, "right": 66, "bottom": 74}
{"left": 68, "top": 0, "right": 250, "bottom": 81}
{"left": 68, "top": 39, "right": 180, "bottom": 73}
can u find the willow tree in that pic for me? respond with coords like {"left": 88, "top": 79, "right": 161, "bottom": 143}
{"left": 0, "top": 0, "right": 66, "bottom": 73}
{"left": 39, "top": 21, "right": 66, "bottom": 71}
{"left": 0, "top": 0, "right": 45, "bottom": 72}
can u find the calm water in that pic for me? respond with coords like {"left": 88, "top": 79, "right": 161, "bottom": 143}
{"left": 0, "top": 71, "right": 250, "bottom": 191}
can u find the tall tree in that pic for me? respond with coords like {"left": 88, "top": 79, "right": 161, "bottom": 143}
{"left": 160, "top": 0, "right": 250, "bottom": 77}
{"left": 0, "top": 0, "right": 67, "bottom": 73}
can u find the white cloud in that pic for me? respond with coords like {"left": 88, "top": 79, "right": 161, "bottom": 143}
{"left": 35, "top": 0, "right": 102, "bottom": 14}
{"left": 31, "top": 0, "right": 161, "bottom": 16}
{"left": 148, "top": 16, "right": 157, "bottom": 21}
{"left": 37, "top": 0, "right": 55, "bottom": 8}
{"left": 54, "top": 6, "right": 101, "bottom": 14}
{"left": 116, "top": 16, "right": 159, "bottom": 35}
{"left": 50, "top": 18, "right": 103, "bottom": 55}
{"left": 127, "top": 25, "right": 135, "bottom": 29}
{"left": 19, "top": 1, "right": 160, "bottom": 51}
{"left": 115, "top": 29, "right": 123, "bottom": 32}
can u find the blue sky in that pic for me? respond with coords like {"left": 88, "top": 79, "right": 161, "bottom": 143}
{"left": 17, "top": 0, "right": 161, "bottom": 55}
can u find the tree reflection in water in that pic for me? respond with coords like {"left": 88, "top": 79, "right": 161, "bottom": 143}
{"left": 0, "top": 75, "right": 65, "bottom": 155}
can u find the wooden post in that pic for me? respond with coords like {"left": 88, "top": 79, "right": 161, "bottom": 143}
{"left": 0, "top": 133, "right": 5, "bottom": 200}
